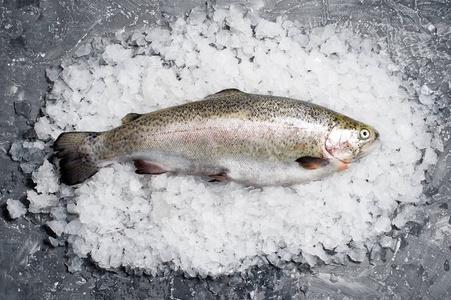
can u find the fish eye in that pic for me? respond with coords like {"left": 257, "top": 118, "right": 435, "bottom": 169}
{"left": 359, "top": 128, "right": 370, "bottom": 140}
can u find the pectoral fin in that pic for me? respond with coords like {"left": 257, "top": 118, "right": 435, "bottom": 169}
{"left": 134, "top": 160, "right": 168, "bottom": 174}
{"left": 296, "top": 156, "right": 330, "bottom": 170}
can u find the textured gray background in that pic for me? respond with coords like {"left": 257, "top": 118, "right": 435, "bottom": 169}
{"left": 1, "top": 0, "right": 450, "bottom": 299}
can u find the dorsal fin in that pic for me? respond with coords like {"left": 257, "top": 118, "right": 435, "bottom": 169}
{"left": 121, "top": 113, "right": 143, "bottom": 124}
{"left": 203, "top": 89, "right": 245, "bottom": 100}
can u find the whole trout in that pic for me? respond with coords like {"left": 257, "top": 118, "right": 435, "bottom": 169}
{"left": 54, "top": 89, "right": 379, "bottom": 186}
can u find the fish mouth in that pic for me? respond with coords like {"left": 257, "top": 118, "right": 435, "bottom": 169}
{"left": 357, "top": 135, "right": 380, "bottom": 160}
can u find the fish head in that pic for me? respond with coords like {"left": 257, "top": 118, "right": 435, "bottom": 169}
{"left": 325, "top": 120, "right": 379, "bottom": 163}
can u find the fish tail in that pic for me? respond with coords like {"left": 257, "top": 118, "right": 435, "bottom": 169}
{"left": 53, "top": 132, "right": 100, "bottom": 185}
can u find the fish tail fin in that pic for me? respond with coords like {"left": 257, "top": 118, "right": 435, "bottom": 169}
{"left": 53, "top": 132, "right": 100, "bottom": 185}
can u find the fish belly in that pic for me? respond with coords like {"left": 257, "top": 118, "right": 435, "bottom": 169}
{"left": 113, "top": 117, "right": 332, "bottom": 186}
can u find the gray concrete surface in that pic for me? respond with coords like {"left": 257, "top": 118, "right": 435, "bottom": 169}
{"left": 1, "top": 0, "right": 450, "bottom": 299}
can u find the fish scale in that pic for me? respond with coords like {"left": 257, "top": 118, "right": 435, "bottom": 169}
{"left": 54, "top": 89, "right": 379, "bottom": 186}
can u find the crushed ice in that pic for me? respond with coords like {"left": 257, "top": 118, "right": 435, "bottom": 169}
{"left": 21, "top": 6, "right": 442, "bottom": 277}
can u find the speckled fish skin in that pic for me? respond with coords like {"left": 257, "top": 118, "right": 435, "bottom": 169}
{"left": 54, "top": 89, "right": 379, "bottom": 186}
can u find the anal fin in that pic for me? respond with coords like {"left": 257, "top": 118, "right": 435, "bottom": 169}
{"left": 208, "top": 171, "right": 230, "bottom": 182}
{"left": 296, "top": 156, "right": 330, "bottom": 170}
{"left": 134, "top": 160, "right": 168, "bottom": 175}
